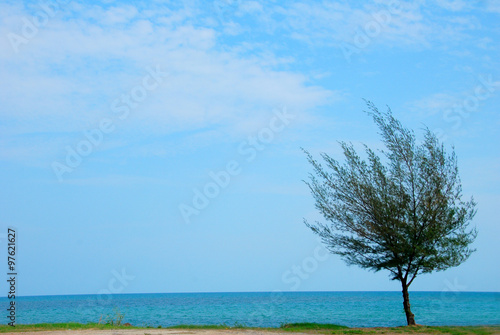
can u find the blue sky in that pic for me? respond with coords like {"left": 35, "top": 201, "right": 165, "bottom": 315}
{"left": 0, "top": 0, "right": 499, "bottom": 297}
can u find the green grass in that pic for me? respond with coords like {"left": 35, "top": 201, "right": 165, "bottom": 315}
{"left": 1, "top": 323, "right": 498, "bottom": 335}
{"left": 280, "top": 322, "right": 349, "bottom": 330}
{"left": 423, "top": 326, "right": 499, "bottom": 335}
{"left": 0, "top": 322, "right": 141, "bottom": 333}
{"left": 334, "top": 326, "right": 500, "bottom": 335}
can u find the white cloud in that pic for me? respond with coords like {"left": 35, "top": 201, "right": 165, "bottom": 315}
{"left": 407, "top": 75, "right": 500, "bottom": 142}
{"left": 484, "top": 0, "right": 500, "bottom": 13}
{"left": 434, "top": 0, "right": 470, "bottom": 11}
{"left": 409, "top": 93, "right": 461, "bottom": 117}
{"left": 0, "top": 3, "right": 333, "bottom": 124}
{"left": 0, "top": 0, "right": 495, "bottom": 166}
{"left": 238, "top": 1, "right": 264, "bottom": 14}
{"left": 212, "top": 0, "right": 490, "bottom": 53}
{"left": 222, "top": 1, "right": 434, "bottom": 48}
{"left": 0, "top": 1, "right": 337, "bottom": 165}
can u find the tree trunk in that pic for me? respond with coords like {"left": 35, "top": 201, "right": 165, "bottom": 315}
{"left": 401, "top": 280, "right": 416, "bottom": 325}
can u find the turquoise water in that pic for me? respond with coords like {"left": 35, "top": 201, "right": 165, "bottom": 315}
{"left": 2, "top": 292, "right": 499, "bottom": 327}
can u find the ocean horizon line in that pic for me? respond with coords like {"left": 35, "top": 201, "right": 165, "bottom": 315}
{"left": 10, "top": 290, "right": 500, "bottom": 299}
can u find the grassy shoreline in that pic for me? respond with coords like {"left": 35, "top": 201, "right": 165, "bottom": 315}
{"left": 0, "top": 323, "right": 499, "bottom": 335}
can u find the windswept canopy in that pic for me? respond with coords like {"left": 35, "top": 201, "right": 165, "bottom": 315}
{"left": 304, "top": 102, "right": 476, "bottom": 287}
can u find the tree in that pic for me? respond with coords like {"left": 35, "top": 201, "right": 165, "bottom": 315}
{"left": 303, "top": 101, "right": 477, "bottom": 326}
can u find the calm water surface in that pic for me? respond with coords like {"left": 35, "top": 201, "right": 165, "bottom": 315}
{"left": 2, "top": 291, "right": 499, "bottom": 327}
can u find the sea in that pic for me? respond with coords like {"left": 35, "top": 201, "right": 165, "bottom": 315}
{"left": 2, "top": 291, "right": 499, "bottom": 328}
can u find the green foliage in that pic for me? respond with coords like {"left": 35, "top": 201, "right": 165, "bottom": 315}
{"left": 303, "top": 102, "right": 477, "bottom": 325}
{"left": 233, "top": 322, "right": 248, "bottom": 328}
{"left": 431, "top": 326, "right": 497, "bottom": 335}
{"left": 304, "top": 102, "right": 476, "bottom": 282}
{"left": 281, "top": 322, "right": 349, "bottom": 330}
{"left": 0, "top": 322, "right": 140, "bottom": 333}
{"left": 98, "top": 307, "right": 125, "bottom": 326}
{"left": 168, "top": 322, "right": 247, "bottom": 329}
{"left": 167, "top": 324, "right": 230, "bottom": 329}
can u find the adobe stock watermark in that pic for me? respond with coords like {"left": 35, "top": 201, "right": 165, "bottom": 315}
{"left": 6, "top": 0, "right": 69, "bottom": 53}
{"left": 75, "top": 268, "right": 135, "bottom": 320}
{"left": 425, "top": 277, "right": 467, "bottom": 324}
{"left": 246, "top": 242, "right": 330, "bottom": 325}
{"left": 178, "top": 106, "right": 295, "bottom": 224}
{"left": 434, "top": 74, "right": 498, "bottom": 142}
{"left": 51, "top": 65, "right": 168, "bottom": 182}
{"left": 340, "top": 0, "right": 402, "bottom": 63}
{"left": 281, "top": 244, "right": 330, "bottom": 291}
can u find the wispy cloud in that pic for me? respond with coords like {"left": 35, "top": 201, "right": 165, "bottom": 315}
{"left": 409, "top": 93, "right": 462, "bottom": 117}
{"left": 483, "top": 0, "right": 500, "bottom": 13}
{"left": 408, "top": 74, "right": 500, "bottom": 141}
{"left": 0, "top": 0, "right": 497, "bottom": 167}
{"left": 211, "top": 0, "right": 494, "bottom": 57}
{"left": 434, "top": 0, "right": 471, "bottom": 12}
{"left": 0, "top": 1, "right": 338, "bottom": 165}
